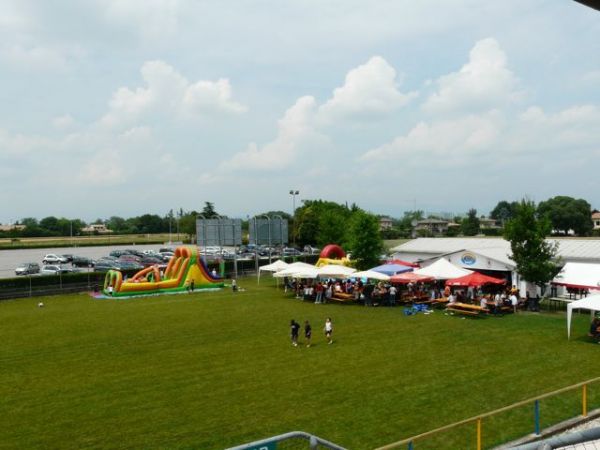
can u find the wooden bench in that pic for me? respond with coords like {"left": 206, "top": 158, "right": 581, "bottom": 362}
{"left": 446, "top": 302, "right": 488, "bottom": 317}
{"left": 331, "top": 292, "right": 355, "bottom": 303}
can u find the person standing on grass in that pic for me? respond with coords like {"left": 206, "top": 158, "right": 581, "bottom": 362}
{"left": 304, "top": 320, "right": 312, "bottom": 347}
{"left": 324, "top": 317, "right": 333, "bottom": 345}
{"left": 290, "top": 320, "right": 300, "bottom": 347}
{"left": 510, "top": 292, "right": 518, "bottom": 313}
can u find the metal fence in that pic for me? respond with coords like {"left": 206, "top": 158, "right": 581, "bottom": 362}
{"left": 374, "top": 376, "right": 600, "bottom": 450}
{"left": 226, "top": 431, "right": 347, "bottom": 450}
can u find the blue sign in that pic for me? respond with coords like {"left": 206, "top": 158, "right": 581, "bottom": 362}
{"left": 460, "top": 253, "right": 476, "bottom": 265}
{"left": 245, "top": 443, "right": 276, "bottom": 450}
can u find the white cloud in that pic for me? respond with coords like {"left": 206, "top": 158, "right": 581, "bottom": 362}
{"left": 183, "top": 78, "right": 248, "bottom": 115}
{"left": 361, "top": 112, "right": 502, "bottom": 165}
{"left": 422, "top": 38, "right": 519, "bottom": 114}
{"left": 99, "top": 60, "right": 246, "bottom": 129}
{"left": 224, "top": 96, "right": 321, "bottom": 171}
{"left": 52, "top": 114, "right": 75, "bottom": 130}
{"left": 318, "top": 56, "right": 417, "bottom": 122}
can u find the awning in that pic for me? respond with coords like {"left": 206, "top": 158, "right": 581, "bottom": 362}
{"left": 370, "top": 263, "right": 413, "bottom": 276}
{"left": 390, "top": 272, "right": 435, "bottom": 284}
{"left": 445, "top": 272, "right": 506, "bottom": 287}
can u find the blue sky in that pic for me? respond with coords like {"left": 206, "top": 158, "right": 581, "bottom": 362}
{"left": 1, "top": 1, "right": 599, "bottom": 223}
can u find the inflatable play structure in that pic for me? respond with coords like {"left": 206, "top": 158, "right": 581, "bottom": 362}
{"left": 315, "top": 244, "right": 353, "bottom": 268}
{"left": 103, "top": 246, "right": 224, "bottom": 297}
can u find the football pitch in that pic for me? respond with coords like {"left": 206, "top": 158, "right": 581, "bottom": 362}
{"left": 1, "top": 279, "right": 600, "bottom": 450}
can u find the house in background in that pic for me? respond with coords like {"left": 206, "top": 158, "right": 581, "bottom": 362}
{"left": 379, "top": 217, "right": 393, "bottom": 231}
{"left": 592, "top": 210, "right": 600, "bottom": 230}
{"left": 0, "top": 224, "right": 26, "bottom": 232}
{"left": 81, "top": 224, "right": 113, "bottom": 234}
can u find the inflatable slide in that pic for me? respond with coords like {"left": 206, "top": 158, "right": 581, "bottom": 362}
{"left": 315, "top": 244, "right": 353, "bottom": 268}
{"left": 103, "top": 246, "right": 224, "bottom": 297}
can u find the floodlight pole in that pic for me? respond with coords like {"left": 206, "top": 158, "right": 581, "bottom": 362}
{"left": 273, "top": 214, "right": 284, "bottom": 256}
{"left": 260, "top": 215, "right": 272, "bottom": 264}
{"left": 198, "top": 214, "right": 207, "bottom": 264}
{"left": 289, "top": 190, "right": 299, "bottom": 247}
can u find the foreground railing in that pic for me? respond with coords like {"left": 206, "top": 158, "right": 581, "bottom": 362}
{"left": 374, "top": 376, "right": 600, "bottom": 450}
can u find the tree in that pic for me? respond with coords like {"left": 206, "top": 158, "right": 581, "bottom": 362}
{"left": 461, "top": 209, "right": 480, "bottom": 236}
{"left": 490, "top": 200, "right": 518, "bottom": 225}
{"left": 504, "top": 199, "right": 559, "bottom": 291}
{"left": 346, "top": 210, "right": 383, "bottom": 270}
{"left": 201, "top": 202, "right": 218, "bottom": 218}
{"left": 179, "top": 211, "right": 199, "bottom": 237}
{"left": 316, "top": 210, "right": 347, "bottom": 247}
{"left": 537, "top": 196, "right": 593, "bottom": 236}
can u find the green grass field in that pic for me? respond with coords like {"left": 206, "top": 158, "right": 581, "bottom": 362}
{"left": 1, "top": 279, "right": 600, "bottom": 450}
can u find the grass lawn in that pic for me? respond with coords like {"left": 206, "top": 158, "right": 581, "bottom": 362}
{"left": 1, "top": 279, "right": 600, "bottom": 450}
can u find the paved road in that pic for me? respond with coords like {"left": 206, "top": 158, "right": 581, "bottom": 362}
{"left": 0, "top": 244, "right": 167, "bottom": 279}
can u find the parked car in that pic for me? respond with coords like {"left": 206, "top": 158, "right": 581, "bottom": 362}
{"left": 117, "top": 261, "right": 144, "bottom": 271}
{"left": 42, "top": 254, "right": 68, "bottom": 264}
{"left": 109, "top": 250, "right": 132, "bottom": 258}
{"left": 41, "top": 265, "right": 72, "bottom": 275}
{"left": 118, "top": 254, "right": 142, "bottom": 263}
{"left": 140, "top": 256, "right": 166, "bottom": 267}
{"left": 15, "top": 262, "right": 40, "bottom": 276}
{"left": 125, "top": 249, "right": 146, "bottom": 258}
{"left": 72, "top": 256, "right": 95, "bottom": 267}
{"left": 282, "top": 247, "right": 302, "bottom": 256}
{"left": 303, "top": 245, "right": 320, "bottom": 255}
{"left": 158, "top": 247, "right": 174, "bottom": 254}
{"left": 94, "top": 260, "right": 120, "bottom": 272}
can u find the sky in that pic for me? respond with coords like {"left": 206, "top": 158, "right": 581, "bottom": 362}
{"left": 1, "top": 0, "right": 599, "bottom": 224}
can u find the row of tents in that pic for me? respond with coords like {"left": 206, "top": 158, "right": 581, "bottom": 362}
{"left": 259, "top": 258, "right": 507, "bottom": 287}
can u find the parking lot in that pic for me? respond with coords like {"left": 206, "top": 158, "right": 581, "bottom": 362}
{"left": 0, "top": 244, "right": 303, "bottom": 279}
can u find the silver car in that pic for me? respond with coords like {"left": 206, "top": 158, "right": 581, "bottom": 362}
{"left": 15, "top": 262, "right": 40, "bottom": 276}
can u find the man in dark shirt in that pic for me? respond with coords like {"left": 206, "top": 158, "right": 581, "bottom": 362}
{"left": 304, "top": 321, "right": 312, "bottom": 347}
{"left": 290, "top": 320, "right": 300, "bottom": 347}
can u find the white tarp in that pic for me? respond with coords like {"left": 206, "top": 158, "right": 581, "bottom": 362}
{"left": 553, "top": 262, "right": 600, "bottom": 291}
{"left": 317, "top": 264, "right": 356, "bottom": 278}
{"left": 351, "top": 270, "right": 390, "bottom": 281}
{"left": 414, "top": 258, "right": 473, "bottom": 280}
{"left": 272, "top": 262, "right": 316, "bottom": 278}
{"left": 567, "top": 295, "right": 600, "bottom": 339}
{"left": 259, "top": 260, "right": 290, "bottom": 273}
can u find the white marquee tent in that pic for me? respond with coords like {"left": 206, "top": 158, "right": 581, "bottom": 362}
{"left": 567, "top": 295, "right": 600, "bottom": 339}
{"left": 272, "top": 262, "right": 316, "bottom": 278}
{"left": 351, "top": 270, "right": 391, "bottom": 281}
{"left": 414, "top": 258, "right": 473, "bottom": 280}
{"left": 553, "top": 262, "right": 600, "bottom": 291}
{"left": 317, "top": 264, "right": 356, "bottom": 278}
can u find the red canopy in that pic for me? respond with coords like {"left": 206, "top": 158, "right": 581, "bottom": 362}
{"left": 445, "top": 272, "right": 506, "bottom": 287}
{"left": 390, "top": 272, "right": 434, "bottom": 284}
{"left": 387, "top": 259, "right": 420, "bottom": 268}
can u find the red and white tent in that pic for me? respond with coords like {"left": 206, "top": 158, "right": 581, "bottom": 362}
{"left": 390, "top": 272, "right": 434, "bottom": 284}
{"left": 445, "top": 272, "right": 506, "bottom": 287}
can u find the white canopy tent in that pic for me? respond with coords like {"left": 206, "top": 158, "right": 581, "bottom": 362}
{"left": 351, "top": 270, "right": 391, "bottom": 281}
{"left": 272, "top": 262, "right": 316, "bottom": 278}
{"left": 553, "top": 262, "right": 600, "bottom": 291}
{"left": 259, "top": 260, "right": 290, "bottom": 273}
{"left": 317, "top": 264, "right": 356, "bottom": 278}
{"left": 567, "top": 295, "right": 600, "bottom": 339}
{"left": 258, "top": 259, "right": 290, "bottom": 283}
{"left": 414, "top": 258, "right": 473, "bottom": 280}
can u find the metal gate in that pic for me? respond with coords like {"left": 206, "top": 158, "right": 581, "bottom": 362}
{"left": 225, "top": 431, "right": 347, "bottom": 450}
